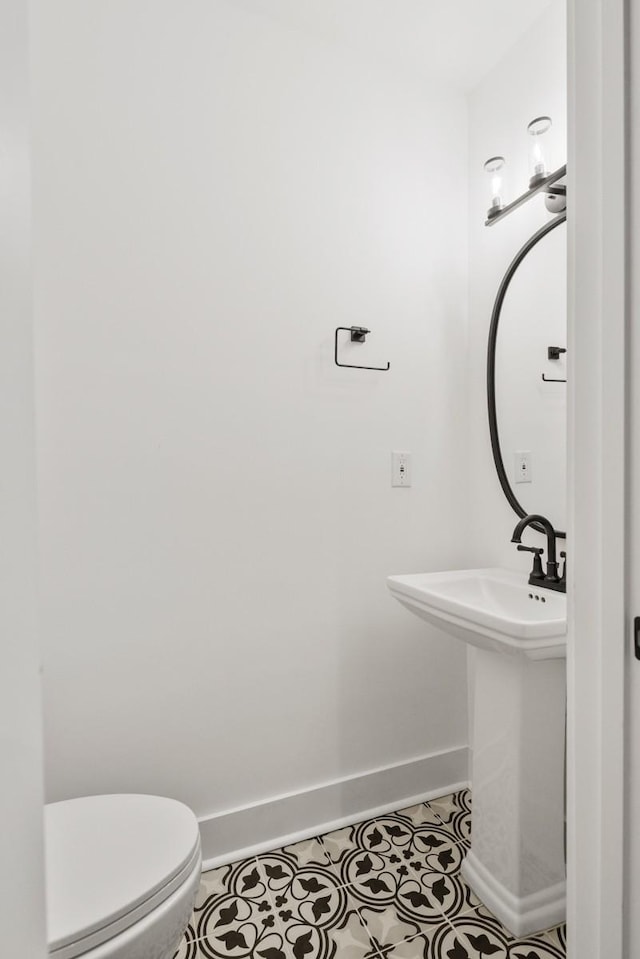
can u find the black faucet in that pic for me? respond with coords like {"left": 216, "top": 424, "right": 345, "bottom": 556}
{"left": 511, "top": 513, "right": 566, "bottom": 593}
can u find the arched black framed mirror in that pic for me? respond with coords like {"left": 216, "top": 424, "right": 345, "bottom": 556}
{"left": 487, "top": 213, "right": 567, "bottom": 539}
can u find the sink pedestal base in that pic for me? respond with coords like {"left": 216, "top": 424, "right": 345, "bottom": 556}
{"left": 461, "top": 648, "right": 566, "bottom": 937}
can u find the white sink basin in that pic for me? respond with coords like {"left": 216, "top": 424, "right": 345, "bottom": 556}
{"left": 387, "top": 567, "right": 566, "bottom": 659}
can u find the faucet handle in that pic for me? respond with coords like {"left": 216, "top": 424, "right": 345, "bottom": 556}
{"left": 560, "top": 550, "right": 567, "bottom": 581}
{"left": 517, "top": 544, "right": 545, "bottom": 580}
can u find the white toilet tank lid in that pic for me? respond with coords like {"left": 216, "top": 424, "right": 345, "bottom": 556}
{"left": 45, "top": 794, "right": 201, "bottom": 955}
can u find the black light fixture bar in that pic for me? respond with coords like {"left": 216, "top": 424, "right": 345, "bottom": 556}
{"left": 485, "top": 164, "right": 567, "bottom": 227}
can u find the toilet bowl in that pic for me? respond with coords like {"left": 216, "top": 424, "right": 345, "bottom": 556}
{"left": 45, "top": 794, "right": 202, "bottom": 959}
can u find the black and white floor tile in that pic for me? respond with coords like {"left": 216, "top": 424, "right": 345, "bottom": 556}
{"left": 174, "top": 790, "right": 565, "bottom": 959}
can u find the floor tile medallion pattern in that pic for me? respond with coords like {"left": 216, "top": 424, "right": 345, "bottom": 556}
{"left": 174, "top": 789, "right": 565, "bottom": 959}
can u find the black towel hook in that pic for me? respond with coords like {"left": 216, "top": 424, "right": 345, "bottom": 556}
{"left": 334, "top": 327, "right": 390, "bottom": 371}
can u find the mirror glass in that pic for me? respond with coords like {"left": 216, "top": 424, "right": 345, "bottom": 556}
{"left": 493, "top": 220, "right": 567, "bottom": 533}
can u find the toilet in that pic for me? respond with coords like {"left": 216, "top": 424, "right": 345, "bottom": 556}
{"left": 45, "top": 794, "right": 202, "bottom": 959}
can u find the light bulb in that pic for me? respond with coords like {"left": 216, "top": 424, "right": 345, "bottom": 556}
{"left": 484, "top": 156, "right": 506, "bottom": 219}
{"left": 527, "top": 116, "right": 552, "bottom": 188}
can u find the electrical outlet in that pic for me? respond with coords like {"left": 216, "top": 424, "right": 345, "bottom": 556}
{"left": 514, "top": 451, "right": 532, "bottom": 484}
{"left": 392, "top": 451, "right": 412, "bottom": 487}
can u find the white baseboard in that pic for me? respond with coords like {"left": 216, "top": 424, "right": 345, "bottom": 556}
{"left": 461, "top": 849, "right": 566, "bottom": 938}
{"left": 198, "top": 745, "right": 469, "bottom": 869}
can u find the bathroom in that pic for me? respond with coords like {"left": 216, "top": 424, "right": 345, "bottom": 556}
{"left": 1, "top": 0, "right": 637, "bottom": 957}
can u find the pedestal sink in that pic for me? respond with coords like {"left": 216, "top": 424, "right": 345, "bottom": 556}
{"left": 387, "top": 568, "right": 567, "bottom": 937}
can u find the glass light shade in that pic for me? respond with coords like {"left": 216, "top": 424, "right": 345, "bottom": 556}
{"left": 527, "top": 115, "right": 552, "bottom": 188}
{"left": 484, "top": 156, "right": 506, "bottom": 219}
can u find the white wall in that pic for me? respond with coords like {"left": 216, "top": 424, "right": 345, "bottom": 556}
{"left": 0, "top": 0, "right": 46, "bottom": 952}
{"left": 467, "top": 1, "right": 567, "bottom": 570}
{"left": 32, "top": 0, "right": 470, "bottom": 839}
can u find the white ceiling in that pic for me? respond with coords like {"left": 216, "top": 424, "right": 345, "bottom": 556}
{"left": 232, "top": 0, "right": 556, "bottom": 92}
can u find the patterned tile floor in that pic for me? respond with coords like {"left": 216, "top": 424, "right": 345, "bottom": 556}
{"left": 174, "top": 789, "right": 566, "bottom": 959}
